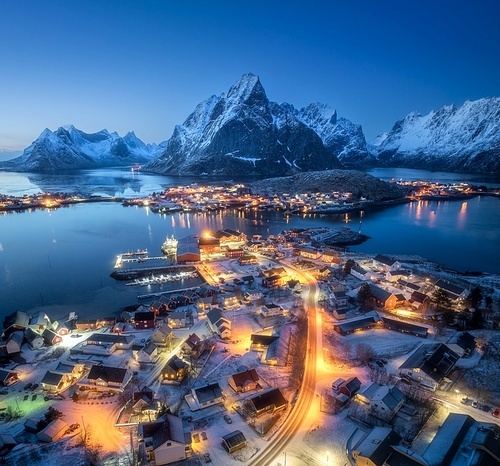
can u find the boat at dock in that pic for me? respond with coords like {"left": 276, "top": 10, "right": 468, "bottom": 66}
{"left": 122, "top": 249, "right": 148, "bottom": 257}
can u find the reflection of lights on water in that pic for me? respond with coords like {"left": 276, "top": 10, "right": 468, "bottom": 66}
{"left": 457, "top": 201, "right": 468, "bottom": 229}
{"left": 415, "top": 201, "right": 422, "bottom": 220}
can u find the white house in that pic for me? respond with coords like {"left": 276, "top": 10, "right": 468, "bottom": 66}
{"left": 373, "top": 254, "right": 401, "bottom": 272}
{"left": 151, "top": 323, "right": 174, "bottom": 347}
{"left": 167, "top": 312, "right": 187, "bottom": 329}
{"left": 138, "top": 414, "right": 191, "bottom": 465}
{"left": 135, "top": 342, "right": 159, "bottom": 364}
{"left": 206, "top": 308, "right": 231, "bottom": 339}
{"left": 185, "top": 382, "right": 224, "bottom": 411}
{"left": 357, "top": 383, "right": 405, "bottom": 420}
{"left": 259, "top": 303, "right": 286, "bottom": 318}
{"left": 25, "top": 328, "right": 44, "bottom": 350}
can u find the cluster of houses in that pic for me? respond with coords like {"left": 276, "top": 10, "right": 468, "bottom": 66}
{"left": 0, "top": 311, "right": 69, "bottom": 359}
{"left": 352, "top": 413, "right": 499, "bottom": 466}
{"left": 348, "top": 254, "right": 470, "bottom": 313}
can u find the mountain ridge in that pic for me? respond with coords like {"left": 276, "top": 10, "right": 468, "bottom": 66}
{"left": 1, "top": 74, "right": 499, "bottom": 174}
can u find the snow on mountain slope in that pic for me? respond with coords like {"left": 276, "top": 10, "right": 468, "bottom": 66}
{"left": 371, "top": 98, "right": 500, "bottom": 173}
{"left": 1, "top": 126, "right": 161, "bottom": 172}
{"left": 292, "top": 102, "right": 377, "bottom": 168}
{"left": 147, "top": 73, "right": 343, "bottom": 176}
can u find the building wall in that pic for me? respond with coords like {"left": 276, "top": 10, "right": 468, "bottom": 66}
{"left": 154, "top": 441, "right": 186, "bottom": 465}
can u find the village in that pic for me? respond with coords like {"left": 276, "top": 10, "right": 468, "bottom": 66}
{"left": 1, "top": 177, "right": 498, "bottom": 216}
{"left": 0, "top": 225, "right": 499, "bottom": 466}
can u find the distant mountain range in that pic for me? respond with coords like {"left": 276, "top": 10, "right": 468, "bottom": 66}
{"left": 370, "top": 97, "right": 500, "bottom": 173}
{"left": 0, "top": 126, "right": 164, "bottom": 172}
{"left": 2, "top": 74, "right": 499, "bottom": 174}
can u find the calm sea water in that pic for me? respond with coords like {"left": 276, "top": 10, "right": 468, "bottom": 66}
{"left": 1, "top": 168, "right": 499, "bottom": 323}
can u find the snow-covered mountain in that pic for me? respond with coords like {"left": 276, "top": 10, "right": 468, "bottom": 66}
{"left": 288, "top": 102, "right": 377, "bottom": 168}
{"left": 370, "top": 98, "right": 500, "bottom": 173}
{"left": 147, "top": 74, "right": 346, "bottom": 176}
{"left": 1, "top": 126, "right": 161, "bottom": 172}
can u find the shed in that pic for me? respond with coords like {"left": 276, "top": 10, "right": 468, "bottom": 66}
{"left": 37, "top": 419, "right": 69, "bottom": 442}
{"left": 221, "top": 430, "right": 247, "bottom": 453}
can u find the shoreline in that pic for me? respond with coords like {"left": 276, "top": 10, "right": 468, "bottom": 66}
{"left": 2, "top": 191, "right": 498, "bottom": 215}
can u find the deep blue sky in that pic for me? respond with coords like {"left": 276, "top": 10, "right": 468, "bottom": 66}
{"left": 1, "top": 0, "right": 499, "bottom": 158}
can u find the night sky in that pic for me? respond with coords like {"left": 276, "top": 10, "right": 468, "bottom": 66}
{"left": 1, "top": 0, "right": 499, "bottom": 158}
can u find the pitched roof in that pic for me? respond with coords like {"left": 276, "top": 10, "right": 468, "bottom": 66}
{"left": 25, "top": 327, "right": 43, "bottom": 343}
{"left": 154, "top": 323, "right": 172, "bottom": 337}
{"left": 368, "top": 284, "right": 394, "bottom": 302}
{"left": 54, "top": 362, "right": 76, "bottom": 374}
{"left": 222, "top": 430, "right": 246, "bottom": 449}
{"left": 435, "top": 279, "right": 467, "bottom": 296}
{"left": 3, "top": 311, "right": 29, "bottom": 329}
{"left": 141, "top": 342, "right": 157, "bottom": 355}
{"left": 41, "top": 371, "right": 64, "bottom": 386}
{"left": 135, "top": 311, "right": 155, "bottom": 321}
{"left": 340, "top": 377, "right": 362, "bottom": 395}
{"left": 230, "top": 369, "right": 260, "bottom": 388}
{"left": 372, "top": 386, "right": 405, "bottom": 411}
{"left": 374, "top": 254, "right": 399, "bottom": 266}
{"left": 207, "top": 308, "right": 228, "bottom": 326}
{"left": 456, "top": 331, "right": 476, "bottom": 351}
{"left": 164, "top": 355, "right": 188, "bottom": 372}
{"left": 400, "top": 343, "right": 460, "bottom": 383}
{"left": 250, "top": 334, "right": 279, "bottom": 346}
{"left": 139, "top": 414, "right": 186, "bottom": 449}
{"left": 87, "top": 365, "right": 129, "bottom": 384}
{"left": 422, "top": 413, "right": 475, "bottom": 466}
{"left": 248, "top": 387, "right": 288, "bottom": 411}
{"left": 354, "top": 427, "right": 401, "bottom": 465}
{"left": 194, "top": 382, "right": 222, "bottom": 403}
{"left": 382, "top": 317, "right": 429, "bottom": 337}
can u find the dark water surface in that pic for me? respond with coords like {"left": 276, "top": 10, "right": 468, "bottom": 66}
{"left": 1, "top": 168, "right": 499, "bottom": 323}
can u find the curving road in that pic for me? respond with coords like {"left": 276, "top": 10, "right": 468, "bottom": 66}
{"left": 247, "top": 265, "right": 320, "bottom": 466}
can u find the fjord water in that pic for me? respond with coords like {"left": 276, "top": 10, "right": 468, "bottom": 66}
{"left": 0, "top": 168, "right": 499, "bottom": 323}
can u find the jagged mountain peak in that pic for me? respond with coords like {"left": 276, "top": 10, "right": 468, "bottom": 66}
{"left": 226, "top": 73, "right": 267, "bottom": 105}
{"left": 371, "top": 97, "right": 500, "bottom": 173}
{"left": 1, "top": 125, "right": 162, "bottom": 172}
{"left": 146, "top": 74, "right": 343, "bottom": 176}
{"left": 300, "top": 102, "right": 338, "bottom": 126}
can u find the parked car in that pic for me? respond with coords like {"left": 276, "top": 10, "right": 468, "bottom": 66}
{"left": 30, "top": 383, "right": 39, "bottom": 391}
{"left": 368, "top": 362, "right": 376, "bottom": 369}
{"left": 380, "top": 358, "right": 388, "bottom": 364}
{"left": 223, "top": 414, "right": 232, "bottom": 424}
{"left": 23, "top": 383, "right": 32, "bottom": 390}
{"left": 376, "top": 360, "right": 384, "bottom": 368}
{"left": 460, "top": 396, "right": 469, "bottom": 404}
{"left": 471, "top": 400, "right": 479, "bottom": 408}
{"left": 492, "top": 408, "right": 499, "bottom": 418}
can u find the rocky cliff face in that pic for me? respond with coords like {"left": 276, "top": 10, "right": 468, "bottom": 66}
{"left": 146, "top": 74, "right": 344, "bottom": 176}
{"left": 370, "top": 98, "right": 500, "bottom": 173}
{"left": 1, "top": 126, "right": 160, "bottom": 172}
{"left": 290, "top": 102, "right": 377, "bottom": 169}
